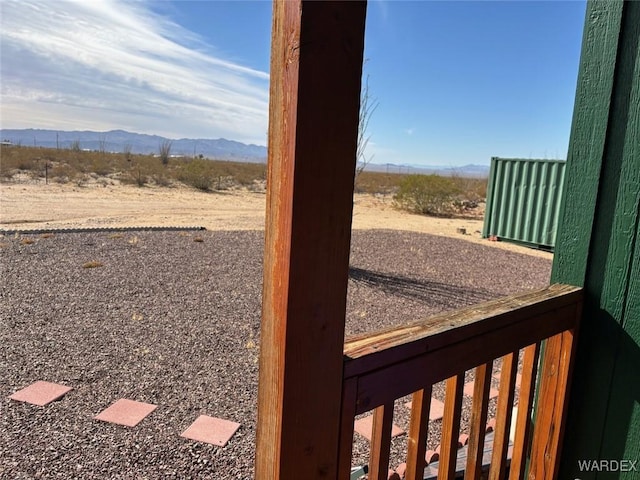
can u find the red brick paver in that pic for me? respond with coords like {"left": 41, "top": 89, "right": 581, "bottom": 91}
{"left": 463, "top": 381, "right": 499, "bottom": 399}
{"left": 353, "top": 414, "right": 405, "bottom": 441}
{"left": 9, "top": 381, "right": 73, "bottom": 406}
{"left": 180, "top": 415, "right": 241, "bottom": 447}
{"left": 94, "top": 398, "right": 157, "bottom": 427}
{"left": 404, "top": 397, "right": 445, "bottom": 421}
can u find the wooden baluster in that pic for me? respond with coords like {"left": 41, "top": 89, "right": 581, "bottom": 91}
{"left": 529, "top": 329, "right": 578, "bottom": 479}
{"left": 406, "top": 386, "right": 433, "bottom": 480}
{"left": 338, "top": 377, "right": 358, "bottom": 479}
{"left": 509, "top": 343, "right": 541, "bottom": 480}
{"left": 369, "top": 401, "right": 395, "bottom": 480}
{"left": 489, "top": 352, "right": 519, "bottom": 480}
{"left": 438, "top": 374, "right": 465, "bottom": 479}
{"left": 465, "top": 362, "right": 493, "bottom": 480}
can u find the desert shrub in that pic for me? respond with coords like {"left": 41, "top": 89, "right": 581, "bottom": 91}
{"left": 52, "top": 163, "right": 76, "bottom": 183}
{"left": 354, "top": 171, "right": 406, "bottom": 194}
{"left": 449, "top": 174, "right": 487, "bottom": 206}
{"left": 91, "top": 157, "right": 112, "bottom": 176}
{"left": 177, "top": 159, "right": 214, "bottom": 191}
{"left": 394, "top": 174, "right": 462, "bottom": 217}
{"left": 152, "top": 173, "right": 172, "bottom": 187}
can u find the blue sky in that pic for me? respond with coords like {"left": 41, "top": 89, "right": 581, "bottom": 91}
{"left": 0, "top": 0, "right": 586, "bottom": 167}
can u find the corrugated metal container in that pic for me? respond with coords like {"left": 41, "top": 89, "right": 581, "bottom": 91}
{"left": 482, "top": 157, "right": 566, "bottom": 250}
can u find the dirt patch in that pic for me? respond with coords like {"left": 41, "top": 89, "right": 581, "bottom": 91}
{"left": 0, "top": 182, "right": 551, "bottom": 259}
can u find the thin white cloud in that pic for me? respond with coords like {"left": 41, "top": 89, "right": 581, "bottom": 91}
{"left": 0, "top": 0, "right": 269, "bottom": 144}
{"left": 406, "top": 128, "right": 415, "bottom": 135}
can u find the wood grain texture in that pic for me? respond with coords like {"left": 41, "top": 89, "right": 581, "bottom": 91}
{"left": 529, "top": 330, "right": 578, "bottom": 479}
{"left": 551, "top": 1, "right": 623, "bottom": 286}
{"left": 255, "top": 1, "right": 366, "bottom": 478}
{"left": 405, "top": 387, "right": 432, "bottom": 480}
{"left": 344, "top": 284, "right": 581, "bottom": 376}
{"left": 552, "top": 2, "right": 640, "bottom": 477}
{"left": 350, "top": 301, "right": 580, "bottom": 415}
{"left": 369, "top": 402, "right": 395, "bottom": 480}
{"left": 465, "top": 362, "right": 493, "bottom": 480}
{"left": 338, "top": 378, "right": 358, "bottom": 479}
{"left": 438, "top": 375, "right": 464, "bottom": 480}
{"left": 489, "top": 352, "right": 518, "bottom": 480}
{"left": 509, "top": 343, "right": 540, "bottom": 480}
{"left": 596, "top": 0, "right": 640, "bottom": 467}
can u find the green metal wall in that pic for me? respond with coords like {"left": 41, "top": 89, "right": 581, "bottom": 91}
{"left": 482, "top": 157, "right": 565, "bottom": 250}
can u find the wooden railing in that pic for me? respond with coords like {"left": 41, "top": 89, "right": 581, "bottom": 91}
{"left": 338, "top": 284, "right": 583, "bottom": 480}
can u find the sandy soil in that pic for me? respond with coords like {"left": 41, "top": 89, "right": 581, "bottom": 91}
{"left": 0, "top": 182, "right": 551, "bottom": 258}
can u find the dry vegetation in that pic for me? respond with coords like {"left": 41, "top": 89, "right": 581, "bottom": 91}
{"left": 1, "top": 145, "right": 487, "bottom": 218}
{"left": 0, "top": 145, "right": 267, "bottom": 192}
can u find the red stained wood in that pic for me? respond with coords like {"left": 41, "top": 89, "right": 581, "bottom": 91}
{"left": 438, "top": 374, "right": 465, "bottom": 479}
{"left": 509, "top": 342, "right": 541, "bottom": 480}
{"left": 405, "top": 387, "right": 433, "bottom": 480}
{"left": 529, "top": 329, "right": 579, "bottom": 479}
{"left": 369, "top": 402, "right": 395, "bottom": 480}
{"left": 255, "top": 1, "right": 366, "bottom": 478}
{"left": 489, "top": 352, "right": 518, "bottom": 480}
{"left": 465, "top": 362, "right": 493, "bottom": 480}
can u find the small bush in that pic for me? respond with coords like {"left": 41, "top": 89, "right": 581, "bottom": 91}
{"left": 51, "top": 163, "right": 76, "bottom": 183}
{"left": 177, "top": 159, "right": 214, "bottom": 191}
{"left": 354, "top": 171, "right": 405, "bottom": 194}
{"left": 394, "top": 174, "right": 463, "bottom": 217}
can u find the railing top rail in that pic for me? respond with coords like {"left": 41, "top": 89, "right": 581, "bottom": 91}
{"left": 343, "top": 284, "right": 582, "bottom": 380}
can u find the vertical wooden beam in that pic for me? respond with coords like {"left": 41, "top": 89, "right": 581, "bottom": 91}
{"left": 338, "top": 378, "right": 359, "bottom": 479}
{"left": 529, "top": 329, "right": 579, "bottom": 479}
{"left": 405, "top": 387, "right": 433, "bottom": 480}
{"left": 465, "top": 362, "right": 492, "bottom": 480}
{"left": 369, "top": 402, "right": 395, "bottom": 480}
{"left": 509, "top": 343, "right": 540, "bottom": 480}
{"left": 489, "top": 352, "right": 518, "bottom": 480}
{"left": 438, "top": 374, "right": 464, "bottom": 480}
{"left": 255, "top": 1, "right": 367, "bottom": 478}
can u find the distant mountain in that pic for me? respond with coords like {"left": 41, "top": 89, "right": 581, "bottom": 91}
{"left": 365, "top": 162, "right": 490, "bottom": 178}
{"left": 0, "top": 129, "right": 267, "bottom": 163}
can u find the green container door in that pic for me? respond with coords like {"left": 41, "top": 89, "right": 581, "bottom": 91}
{"left": 482, "top": 157, "right": 566, "bottom": 250}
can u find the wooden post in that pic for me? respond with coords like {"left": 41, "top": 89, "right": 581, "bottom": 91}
{"left": 255, "top": 1, "right": 367, "bottom": 478}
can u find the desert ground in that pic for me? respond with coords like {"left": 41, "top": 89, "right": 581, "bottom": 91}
{"left": 0, "top": 182, "right": 550, "bottom": 259}
{"left": 1, "top": 181, "right": 552, "bottom": 478}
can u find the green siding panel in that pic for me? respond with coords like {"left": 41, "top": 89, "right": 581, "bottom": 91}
{"left": 482, "top": 157, "right": 565, "bottom": 250}
{"left": 552, "top": 1, "right": 640, "bottom": 479}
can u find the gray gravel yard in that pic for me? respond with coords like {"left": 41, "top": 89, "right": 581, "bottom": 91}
{"left": 0, "top": 229, "right": 550, "bottom": 479}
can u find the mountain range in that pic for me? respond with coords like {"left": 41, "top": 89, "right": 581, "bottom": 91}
{"left": 0, "top": 128, "right": 268, "bottom": 163}
{"left": 1, "top": 128, "right": 491, "bottom": 177}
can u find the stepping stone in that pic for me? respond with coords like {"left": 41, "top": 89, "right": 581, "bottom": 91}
{"left": 9, "top": 381, "right": 73, "bottom": 406}
{"left": 181, "top": 415, "right": 241, "bottom": 447}
{"left": 354, "top": 414, "right": 405, "bottom": 441}
{"left": 94, "top": 399, "right": 157, "bottom": 427}
{"left": 463, "top": 381, "right": 499, "bottom": 399}
{"left": 404, "top": 397, "right": 445, "bottom": 421}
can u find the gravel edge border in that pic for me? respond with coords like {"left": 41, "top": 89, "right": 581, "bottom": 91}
{"left": 0, "top": 226, "right": 207, "bottom": 235}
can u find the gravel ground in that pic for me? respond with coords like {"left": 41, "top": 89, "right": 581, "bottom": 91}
{"left": 0, "top": 229, "right": 551, "bottom": 479}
